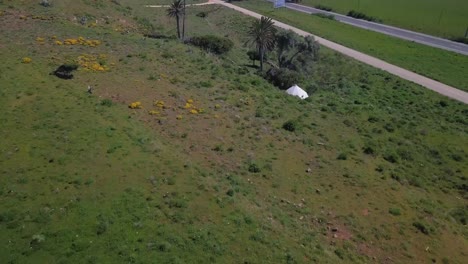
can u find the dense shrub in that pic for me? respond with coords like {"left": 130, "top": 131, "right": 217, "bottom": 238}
{"left": 196, "top": 11, "right": 207, "bottom": 18}
{"left": 187, "top": 35, "right": 234, "bottom": 54}
{"left": 451, "top": 37, "right": 468, "bottom": 44}
{"left": 248, "top": 163, "right": 261, "bottom": 173}
{"left": 264, "top": 68, "right": 303, "bottom": 90}
{"left": 282, "top": 120, "right": 297, "bottom": 132}
{"left": 40, "top": 0, "right": 51, "bottom": 7}
{"left": 314, "top": 5, "right": 333, "bottom": 12}
{"left": 347, "top": 10, "right": 381, "bottom": 23}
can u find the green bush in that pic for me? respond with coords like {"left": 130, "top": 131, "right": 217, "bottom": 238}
{"left": 315, "top": 5, "right": 333, "bottom": 11}
{"left": 248, "top": 163, "right": 261, "bottom": 173}
{"left": 100, "top": 99, "right": 113, "bottom": 107}
{"left": 265, "top": 68, "right": 303, "bottom": 90}
{"left": 282, "top": 120, "right": 297, "bottom": 132}
{"left": 347, "top": 10, "right": 382, "bottom": 23}
{"left": 187, "top": 35, "right": 234, "bottom": 54}
{"left": 412, "top": 221, "right": 430, "bottom": 235}
{"left": 388, "top": 208, "right": 401, "bottom": 216}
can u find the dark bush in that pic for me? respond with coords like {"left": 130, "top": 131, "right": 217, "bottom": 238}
{"left": 282, "top": 120, "right": 297, "bottom": 132}
{"left": 413, "top": 221, "right": 430, "bottom": 235}
{"left": 314, "top": 5, "right": 333, "bottom": 11}
{"left": 196, "top": 11, "right": 207, "bottom": 18}
{"left": 347, "top": 10, "right": 381, "bottom": 23}
{"left": 248, "top": 163, "right": 261, "bottom": 173}
{"left": 100, "top": 99, "right": 113, "bottom": 107}
{"left": 451, "top": 37, "right": 468, "bottom": 44}
{"left": 337, "top": 153, "right": 347, "bottom": 160}
{"left": 187, "top": 35, "right": 234, "bottom": 54}
{"left": 264, "top": 68, "right": 303, "bottom": 90}
{"left": 388, "top": 208, "right": 401, "bottom": 216}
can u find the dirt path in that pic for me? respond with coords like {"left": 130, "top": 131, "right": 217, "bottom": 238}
{"left": 148, "top": 0, "right": 468, "bottom": 104}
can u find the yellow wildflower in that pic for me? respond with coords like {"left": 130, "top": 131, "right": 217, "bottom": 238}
{"left": 176, "top": 115, "right": 183, "bottom": 120}
{"left": 190, "top": 109, "right": 198, "bottom": 114}
{"left": 55, "top": 40, "right": 63, "bottom": 45}
{"left": 148, "top": 110, "right": 159, "bottom": 115}
{"left": 129, "top": 102, "right": 142, "bottom": 109}
{"left": 187, "top": 99, "right": 194, "bottom": 104}
{"left": 184, "top": 103, "right": 192, "bottom": 109}
{"left": 22, "top": 57, "right": 32, "bottom": 64}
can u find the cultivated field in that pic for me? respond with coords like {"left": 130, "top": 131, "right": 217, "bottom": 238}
{"left": 300, "top": 0, "right": 468, "bottom": 39}
{"left": 0, "top": 0, "right": 466, "bottom": 263}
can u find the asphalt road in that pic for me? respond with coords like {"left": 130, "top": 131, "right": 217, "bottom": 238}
{"left": 285, "top": 3, "right": 468, "bottom": 55}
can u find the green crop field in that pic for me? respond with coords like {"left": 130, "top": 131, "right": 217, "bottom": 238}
{"left": 0, "top": 0, "right": 467, "bottom": 263}
{"left": 234, "top": 0, "right": 468, "bottom": 91}
{"left": 300, "top": 0, "right": 468, "bottom": 39}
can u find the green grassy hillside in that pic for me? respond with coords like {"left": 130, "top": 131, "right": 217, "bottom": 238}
{"left": 0, "top": 0, "right": 466, "bottom": 263}
{"left": 300, "top": 0, "right": 468, "bottom": 39}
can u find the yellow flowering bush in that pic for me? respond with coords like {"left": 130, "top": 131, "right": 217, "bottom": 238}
{"left": 76, "top": 54, "right": 109, "bottom": 72}
{"left": 176, "top": 115, "right": 183, "bottom": 120}
{"left": 36, "top": 37, "right": 45, "bottom": 42}
{"left": 182, "top": 98, "right": 203, "bottom": 114}
{"left": 55, "top": 40, "right": 63, "bottom": 45}
{"left": 148, "top": 110, "right": 159, "bottom": 115}
{"left": 59, "top": 37, "right": 101, "bottom": 47}
{"left": 154, "top": 100, "right": 165, "bottom": 108}
{"left": 129, "top": 102, "right": 142, "bottom": 109}
{"left": 22, "top": 57, "right": 32, "bottom": 64}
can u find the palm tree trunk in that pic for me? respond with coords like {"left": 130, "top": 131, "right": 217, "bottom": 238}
{"left": 259, "top": 47, "right": 264, "bottom": 71}
{"left": 182, "top": 0, "right": 186, "bottom": 40}
{"left": 176, "top": 15, "right": 181, "bottom": 39}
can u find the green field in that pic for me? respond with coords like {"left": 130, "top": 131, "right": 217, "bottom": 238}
{"left": 0, "top": 0, "right": 467, "bottom": 263}
{"left": 300, "top": 0, "right": 468, "bottom": 38}
{"left": 234, "top": 0, "right": 468, "bottom": 92}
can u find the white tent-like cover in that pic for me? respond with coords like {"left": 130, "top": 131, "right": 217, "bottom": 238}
{"left": 285, "top": 84, "right": 308, "bottom": 99}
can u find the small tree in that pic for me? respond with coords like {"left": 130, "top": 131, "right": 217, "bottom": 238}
{"left": 247, "top": 50, "right": 261, "bottom": 67}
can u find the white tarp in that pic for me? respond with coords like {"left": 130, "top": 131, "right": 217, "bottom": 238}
{"left": 286, "top": 84, "right": 308, "bottom": 99}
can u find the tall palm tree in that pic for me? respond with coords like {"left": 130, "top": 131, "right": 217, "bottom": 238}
{"left": 182, "top": 0, "right": 187, "bottom": 40}
{"left": 167, "top": 0, "right": 184, "bottom": 39}
{"left": 247, "top": 16, "right": 277, "bottom": 71}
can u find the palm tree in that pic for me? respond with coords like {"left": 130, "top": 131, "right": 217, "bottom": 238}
{"left": 167, "top": 0, "right": 184, "bottom": 39}
{"left": 182, "top": 0, "right": 187, "bottom": 40}
{"left": 247, "top": 16, "right": 277, "bottom": 71}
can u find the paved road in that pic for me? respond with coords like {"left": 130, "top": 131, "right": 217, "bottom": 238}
{"left": 284, "top": 3, "right": 468, "bottom": 55}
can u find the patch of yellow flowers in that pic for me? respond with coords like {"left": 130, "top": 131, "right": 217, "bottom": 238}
{"left": 184, "top": 99, "right": 203, "bottom": 114}
{"left": 129, "top": 102, "right": 142, "bottom": 109}
{"left": 22, "top": 57, "right": 32, "bottom": 64}
{"left": 63, "top": 36, "right": 101, "bottom": 47}
{"left": 76, "top": 54, "right": 109, "bottom": 72}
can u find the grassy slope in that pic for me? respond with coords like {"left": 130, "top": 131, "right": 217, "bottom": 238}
{"left": 0, "top": 0, "right": 467, "bottom": 263}
{"left": 300, "top": 0, "right": 468, "bottom": 38}
{"left": 233, "top": 0, "right": 468, "bottom": 92}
